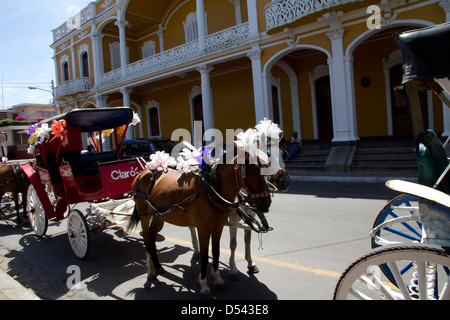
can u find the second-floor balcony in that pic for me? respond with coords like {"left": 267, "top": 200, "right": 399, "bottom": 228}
{"left": 100, "top": 22, "right": 251, "bottom": 87}
{"left": 265, "top": 0, "right": 364, "bottom": 31}
{"left": 55, "top": 77, "right": 92, "bottom": 99}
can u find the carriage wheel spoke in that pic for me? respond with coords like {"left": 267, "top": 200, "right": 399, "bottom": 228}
{"left": 387, "top": 261, "right": 412, "bottom": 300}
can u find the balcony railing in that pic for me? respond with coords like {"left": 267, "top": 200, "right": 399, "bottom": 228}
{"left": 55, "top": 77, "right": 92, "bottom": 98}
{"left": 100, "top": 22, "right": 250, "bottom": 86}
{"left": 265, "top": 0, "right": 363, "bottom": 31}
{"left": 52, "top": 4, "right": 97, "bottom": 43}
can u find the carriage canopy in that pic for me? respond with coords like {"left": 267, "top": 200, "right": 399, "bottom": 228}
{"left": 41, "top": 107, "right": 134, "bottom": 133}
{"left": 395, "top": 22, "right": 450, "bottom": 83}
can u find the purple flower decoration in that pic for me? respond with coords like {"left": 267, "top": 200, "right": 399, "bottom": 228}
{"left": 27, "top": 124, "right": 40, "bottom": 136}
{"left": 196, "top": 147, "right": 214, "bottom": 170}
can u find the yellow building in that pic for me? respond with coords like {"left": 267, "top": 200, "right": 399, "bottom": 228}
{"left": 50, "top": 0, "right": 450, "bottom": 149}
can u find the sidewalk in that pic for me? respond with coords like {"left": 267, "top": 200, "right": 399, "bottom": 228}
{"left": 288, "top": 171, "right": 418, "bottom": 183}
{"left": 0, "top": 266, "right": 40, "bottom": 300}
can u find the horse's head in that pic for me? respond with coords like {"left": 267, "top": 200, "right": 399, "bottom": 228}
{"left": 234, "top": 157, "right": 272, "bottom": 214}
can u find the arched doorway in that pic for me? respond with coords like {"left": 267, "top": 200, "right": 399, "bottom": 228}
{"left": 315, "top": 76, "right": 333, "bottom": 140}
{"left": 390, "top": 63, "right": 429, "bottom": 136}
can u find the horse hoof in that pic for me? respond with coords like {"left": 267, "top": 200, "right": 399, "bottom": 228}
{"left": 147, "top": 274, "right": 158, "bottom": 281}
{"left": 199, "top": 288, "right": 214, "bottom": 300}
{"left": 156, "top": 266, "right": 166, "bottom": 275}
{"left": 215, "top": 281, "right": 226, "bottom": 291}
{"left": 248, "top": 265, "right": 259, "bottom": 274}
{"left": 228, "top": 271, "right": 239, "bottom": 281}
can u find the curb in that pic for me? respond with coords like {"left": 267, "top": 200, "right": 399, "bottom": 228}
{"left": 0, "top": 267, "right": 41, "bottom": 300}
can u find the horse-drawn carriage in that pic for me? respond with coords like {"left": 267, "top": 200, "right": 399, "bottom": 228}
{"left": 22, "top": 107, "right": 143, "bottom": 259}
{"left": 14, "top": 104, "right": 288, "bottom": 298}
{"left": 333, "top": 22, "right": 450, "bottom": 300}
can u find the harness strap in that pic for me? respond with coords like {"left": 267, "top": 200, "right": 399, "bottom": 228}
{"left": 133, "top": 171, "right": 203, "bottom": 217}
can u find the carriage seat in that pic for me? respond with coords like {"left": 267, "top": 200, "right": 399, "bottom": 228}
{"left": 417, "top": 129, "right": 450, "bottom": 194}
{"left": 66, "top": 151, "right": 117, "bottom": 177}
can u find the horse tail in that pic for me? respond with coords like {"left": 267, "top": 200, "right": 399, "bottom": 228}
{"left": 126, "top": 205, "right": 140, "bottom": 233}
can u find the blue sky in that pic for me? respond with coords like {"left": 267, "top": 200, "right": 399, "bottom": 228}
{"left": 0, "top": 0, "right": 92, "bottom": 109}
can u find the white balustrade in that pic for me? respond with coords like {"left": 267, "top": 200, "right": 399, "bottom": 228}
{"left": 55, "top": 77, "right": 92, "bottom": 98}
{"left": 265, "top": 0, "right": 363, "bottom": 30}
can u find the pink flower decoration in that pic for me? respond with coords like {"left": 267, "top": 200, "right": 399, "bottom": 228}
{"left": 147, "top": 151, "right": 177, "bottom": 171}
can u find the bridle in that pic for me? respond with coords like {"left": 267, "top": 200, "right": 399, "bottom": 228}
{"left": 234, "top": 162, "right": 271, "bottom": 200}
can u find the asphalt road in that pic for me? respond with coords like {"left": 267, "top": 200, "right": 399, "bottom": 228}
{"left": 0, "top": 179, "right": 398, "bottom": 301}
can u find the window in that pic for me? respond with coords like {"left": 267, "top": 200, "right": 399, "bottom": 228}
{"left": 82, "top": 52, "right": 89, "bottom": 77}
{"left": 142, "top": 40, "right": 155, "bottom": 59}
{"left": 183, "top": 12, "right": 207, "bottom": 43}
{"left": 63, "top": 62, "right": 70, "bottom": 81}
{"left": 184, "top": 12, "right": 198, "bottom": 42}
{"left": 109, "top": 42, "right": 121, "bottom": 70}
{"left": 149, "top": 107, "right": 160, "bottom": 137}
{"left": 147, "top": 101, "right": 161, "bottom": 137}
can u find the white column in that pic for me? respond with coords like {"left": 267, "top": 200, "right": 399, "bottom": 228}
{"left": 197, "top": 64, "right": 215, "bottom": 133}
{"left": 247, "top": 0, "right": 259, "bottom": 37}
{"left": 116, "top": 18, "right": 129, "bottom": 78}
{"left": 344, "top": 54, "right": 358, "bottom": 141}
{"left": 248, "top": 48, "right": 266, "bottom": 123}
{"left": 94, "top": 93, "right": 107, "bottom": 108}
{"left": 326, "top": 27, "right": 357, "bottom": 142}
{"left": 196, "top": 0, "right": 207, "bottom": 52}
{"left": 229, "top": 0, "right": 242, "bottom": 24}
{"left": 90, "top": 27, "right": 102, "bottom": 86}
{"left": 290, "top": 79, "right": 301, "bottom": 137}
{"left": 308, "top": 73, "right": 319, "bottom": 140}
{"left": 120, "top": 87, "right": 133, "bottom": 139}
{"left": 52, "top": 52, "right": 59, "bottom": 85}
{"left": 156, "top": 24, "right": 164, "bottom": 52}
{"left": 70, "top": 43, "right": 77, "bottom": 79}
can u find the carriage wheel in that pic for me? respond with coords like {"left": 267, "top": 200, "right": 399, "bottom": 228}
{"left": 333, "top": 245, "right": 450, "bottom": 300}
{"left": 67, "top": 209, "right": 91, "bottom": 259}
{"left": 371, "top": 194, "right": 422, "bottom": 249}
{"left": 27, "top": 184, "right": 48, "bottom": 237}
{"left": 371, "top": 194, "right": 424, "bottom": 284}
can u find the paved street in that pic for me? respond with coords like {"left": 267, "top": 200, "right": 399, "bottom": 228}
{"left": 0, "top": 179, "right": 399, "bottom": 300}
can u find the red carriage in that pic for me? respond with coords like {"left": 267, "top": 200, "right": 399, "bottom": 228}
{"left": 22, "top": 107, "right": 144, "bottom": 258}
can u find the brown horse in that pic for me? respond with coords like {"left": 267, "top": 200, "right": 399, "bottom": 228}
{"left": 127, "top": 153, "right": 271, "bottom": 298}
{"left": 0, "top": 163, "right": 30, "bottom": 223}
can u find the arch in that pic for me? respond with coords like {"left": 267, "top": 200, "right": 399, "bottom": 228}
{"left": 346, "top": 20, "right": 436, "bottom": 138}
{"left": 345, "top": 19, "right": 435, "bottom": 57}
{"left": 79, "top": 100, "right": 97, "bottom": 109}
{"left": 263, "top": 44, "right": 331, "bottom": 139}
{"left": 96, "top": 16, "right": 119, "bottom": 33}
{"left": 264, "top": 44, "right": 331, "bottom": 74}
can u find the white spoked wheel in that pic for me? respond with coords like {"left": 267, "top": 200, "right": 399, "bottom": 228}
{"left": 333, "top": 245, "right": 450, "bottom": 300}
{"left": 67, "top": 209, "right": 91, "bottom": 259}
{"left": 27, "top": 184, "right": 48, "bottom": 237}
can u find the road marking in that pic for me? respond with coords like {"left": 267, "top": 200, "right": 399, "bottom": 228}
{"left": 131, "top": 229, "right": 342, "bottom": 279}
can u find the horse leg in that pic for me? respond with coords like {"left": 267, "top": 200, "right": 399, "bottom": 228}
{"left": 210, "top": 226, "right": 225, "bottom": 291}
{"left": 189, "top": 226, "right": 200, "bottom": 259}
{"left": 196, "top": 228, "right": 212, "bottom": 299}
{"left": 141, "top": 216, "right": 157, "bottom": 280}
{"left": 145, "top": 216, "right": 166, "bottom": 280}
{"left": 244, "top": 229, "right": 259, "bottom": 273}
{"left": 229, "top": 224, "right": 239, "bottom": 280}
{"left": 13, "top": 192, "right": 22, "bottom": 224}
{"left": 21, "top": 189, "right": 28, "bottom": 220}
{"left": 0, "top": 191, "right": 4, "bottom": 219}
